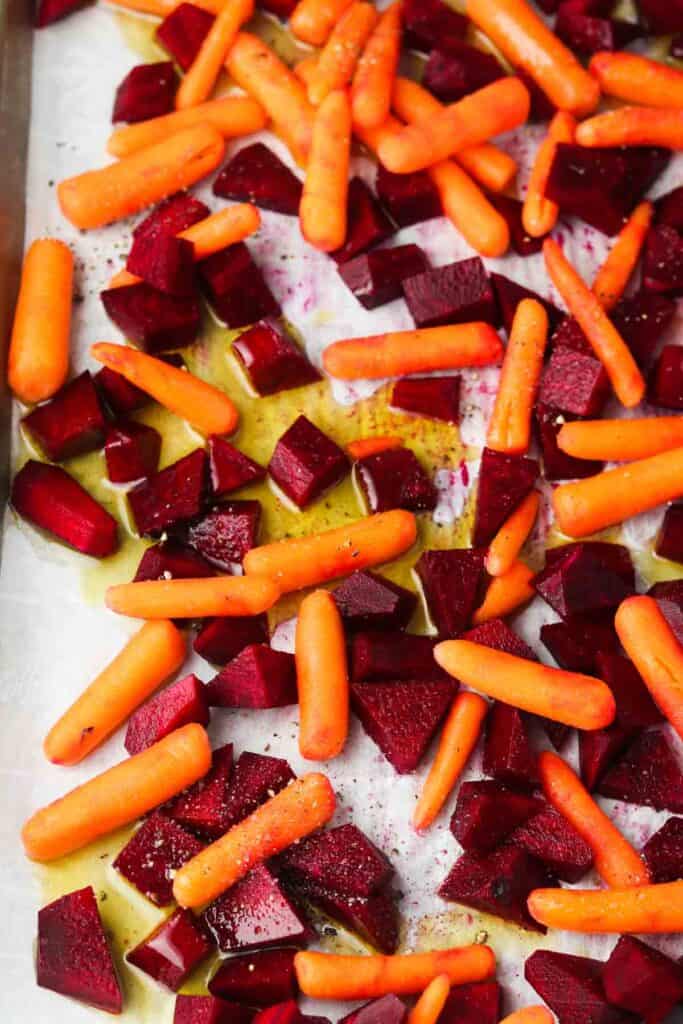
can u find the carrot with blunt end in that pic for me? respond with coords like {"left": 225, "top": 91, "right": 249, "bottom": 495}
{"left": 173, "top": 773, "right": 336, "bottom": 907}
{"left": 592, "top": 201, "right": 653, "bottom": 311}
{"left": 290, "top": 0, "right": 354, "bottom": 46}
{"left": 347, "top": 436, "right": 403, "bottom": 460}
{"left": 106, "top": 575, "right": 280, "bottom": 620}
{"left": 588, "top": 51, "right": 683, "bottom": 110}
{"left": 434, "top": 641, "right": 615, "bottom": 730}
{"left": 575, "top": 106, "right": 683, "bottom": 150}
{"left": 22, "top": 724, "right": 211, "bottom": 862}
{"left": 528, "top": 880, "right": 683, "bottom": 934}
{"left": 300, "top": 90, "right": 351, "bottom": 252}
{"left": 485, "top": 491, "right": 540, "bottom": 578}
{"left": 557, "top": 416, "right": 683, "bottom": 463}
{"left": 296, "top": 590, "right": 349, "bottom": 761}
{"left": 522, "top": 111, "right": 576, "bottom": 238}
{"left": 351, "top": 2, "right": 402, "bottom": 129}
{"left": 500, "top": 1011, "right": 554, "bottom": 1024}
{"left": 428, "top": 160, "right": 510, "bottom": 258}
{"left": 413, "top": 693, "right": 488, "bottom": 831}
{"left": 487, "top": 299, "right": 548, "bottom": 454}
{"left": 176, "top": 0, "right": 254, "bottom": 110}
{"left": 472, "top": 560, "right": 535, "bottom": 624}
{"left": 8, "top": 239, "right": 72, "bottom": 404}
{"left": 44, "top": 620, "right": 186, "bottom": 766}
{"left": 307, "top": 2, "right": 378, "bottom": 107}
{"left": 407, "top": 975, "right": 451, "bottom": 1024}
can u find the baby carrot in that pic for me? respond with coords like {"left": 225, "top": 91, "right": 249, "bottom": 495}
{"left": 290, "top": 0, "right": 354, "bottom": 45}
{"left": 294, "top": 54, "right": 318, "bottom": 88}
{"left": 173, "top": 772, "right": 335, "bottom": 907}
{"left": 323, "top": 325, "right": 503, "bottom": 380}
{"left": 576, "top": 106, "right": 683, "bottom": 149}
{"left": 351, "top": 1, "right": 402, "bottom": 129}
{"left": 434, "top": 641, "right": 615, "bottom": 730}
{"left": 22, "top": 724, "right": 211, "bottom": 862}
{"left": 176, "top": 0, "right": 254, "bottom": 110}
{"left": 466, "top": 0, "right": 600, "bottom": 116}
{"left": 592, "top": 201, "right": 653, "bottom": 311}
{"left": 296, "top": 590, "right": 349, "bottom": 761}
{"left": 91, "top": 342, "right": 238, "bottom": 436}
{"left": 244, "top": 510, "right": 417, "bottom": 593}
{"left": 58, "top": 123, "right": 224, "bottom": 230}
{"left": 522, "top": 111, "right": 576, "bottom": 238}
{"left": 347, "top": 436, "right": 403, "bottom": 459}
{"left": 300, "top": 90, "right": 351, "bottom": 252}
{"left": 407, "top": 975, "right": 451, "bottom": 1024}
{"left": 589, "top": 51, "right": 683, "bottom": 111}
{"left": 528, "top": 880, "right": 683, "bottom": 934}
{"left": 413, "top": 693, "right": 488, "bottom": 831}
{"left": 44, "top": 620, "right": 186, "bottom": 766}
{"left": 472, "top": 560, "right": 535, "bottom": 624}
{"left": 500, "top": 1011, "right": 553, "bottom": 1024}
{"left": 106, "top": 576, "right": 280, "bottom": 620}
{"left": 8, "top": 239, "right": 72, "bottom": 404}
{"left": 307, "top": 2, "right": 378, "bottom": 107}
{"left": 557, "top": 417, "right": 683, "bottom": 463}
{"left": 485, "top": 491, "right": 539, "bottom": 578}
{"left": 487, "top": 298, "right": 548, "bottom": 454}
{"left": 615, "top": 596, "right": 683, "bottom": 742}
{"left": 543, "top": 238, "right": 645, "bottom": 409}
{"left": 552, "top": 446, "right": 683, "bottom": 538}
{"left": 428, "top": 159, "right": 510, "bottom": 258}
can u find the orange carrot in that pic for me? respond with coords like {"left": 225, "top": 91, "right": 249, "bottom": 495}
{"left": 576, "top": 106, "right": 683, "bottom": 149}
{"left": 466, "top": 0, "right": 600, "bottom": 116}
{"left": 434, "top": 640, "right": 615, "bottom": 729}
{"left": 589, "top": 51, "right": 683, "bottom": 111}
{"left": 552, "top": 446, "right": 683, "bottom": 538}
{"left": 347, "top": 436, "right": 403, "bottom": 459}
{"left": 173, "top": 772, "right": 336, "bottom": 907}
{"left": 522, "top": 111, "right": 576, "bottom": 237}
{"left": 407, "top": 975, "right": 451, "bottom": 1024}
{"left": 176, "top": 0, "right": 254, "bottom": 110}
{"left": 485, "top": 491, "right": 540, "bottom": 578}
{"left": 91, "top": 342, "right": 238, "bottom": 436}
{"left": 528, "top": 880, "right": 683, "bottom": 934}
{"left": 294, "top": 947, "right": 496, "bottom": 1000}
{"left": 543, "top": 238, "right": 645, "bottom": 408}
{"left": 106, "top": 576, "right": 280, "bottom": 620}
{"left": 351, "top": 2, "right": 402, "bottom": 129}
{"left": 296, "top": 590, "right": 349, "bottom": 761}
{"left": 323, "top": 324, "right": 503, "bottom": 380}
{"left": 499, "top": 1011, "right": 553, "bottom": 1024}
{"left": 8, "top": 239, "right": 73, "bottom": 404}
{"left": 44, "top": 620, "right": 186, "bottom": 766}
{"left": 557, "top": 417, "right": 683, "bottom": 463}
{"left": 22, "top": 724, "right": 211, "bottom": 862}
{"left": 300, "top": 90, "right": 351, "bottom": 252}
{"left": 243, "top": 510, "right": 417, "bottom": 593}
{"left": 427, "top": 159, "right": 510, "bottom": 258}
{"left": 353, "top": 111, "right": 404, "bottom": 159}
{"left": 290, "top": 0, "right": 354, "bottom": 45}
{"left": 307, "top": 2, "right": 378, "bottom": 106}
{"left": 471, "top": 560, "right": 535, "bottom": 624}
{"left": 592, "top": 201, "right": 654, "bottom": 311}
{"left": 615, "top": 596, "right": 683, "bottom": 742}
{"left": 487, "top": 298, "right": 548, "bottom": 453}
{"left": 58, "top": 123, "right": 224, "bottom": 230}
{"left": 294, "top": 54, "right": 319, "bottom": 88}
{"left": 539, "top": 750, "right": 650, "bottom": 888}
{"left": 413, "top": 693, "right": 488, "bottom": 831}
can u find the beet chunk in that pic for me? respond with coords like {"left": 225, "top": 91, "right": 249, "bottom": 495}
{"left": 333, "top": 572, "right": 416, "bottom": 632}
{"left": 596, "top": 728, "right": 683, "bottom": 812}
{"left": 656, "top": 502, "right": 683, "bottom": 561}
{"left": 555, "top": 8, "right": 640, "bottom": 52}
{"left": 579, "top": 724, "right": 635, "bottom": 793}
{"left": 95, "top": 365, "right": 148, "bottom": 416}
{"left": 491, "top": 273, "right": 562, "bottom": 336}
{"left": 203, "top": 864, "right": 310, "bottom": 953}
{"left": 422, "top": 42, "right": 503, "bottom": 103}
{"left": 533, "top": 546, "right": 633, "bottom": 620}
{"left": 113, "top": 813, "right": 204, "bottom": 905}
{"left": 221, "top": 751, "right": 295, "bottom": 830}
{"left": 332, "top": 178, "right": 395, "bottom": 264}
{"left": 438, "top": 982, "right": 500, "bottom": 1024}
{"left": 125, "top": 674, "right": 210, "bottom": 755}
{"left": 525, "top": 949, "right": 632, "bottom": 1024}
{"left": 490, "top": 194, "right": 543, "bottom": 256}
{"left": 268, "top": 415, "right": 349, "bottom": 508}
{"left": 648, "top": 344, "right": 683, "bottom": 409}
{"left": 535, "top": 404, "right": 602, "bottom": 482}
{"left": 156, "top": 3, "right": 214, "bottom": 70}
{"left": 23, "top": 372, "right": 107, "bottom": 463}
{"left": 233, "top": 320, "right": 321, "bottom": 395}
{"left": 278, "top": 823, "right": 393, "bottom": 899}
{"left": 187, "top": 500, "right": 261, "bottom": 569}
{"left": 339, "top": 244, "right": 428, "bottom": 309}
{"left": 451, "top": 780, "right": 541, "bottom": 854}
{"left": 199, "top": 243, "right": 281, "bottom": 328}
{"left": 403, "top": 0, "right": 467, "bottom": 51}
{"left": 207, "top": 644, "right": 296, "bottom": 708}
{"left": 463, "top": 618, "right": 536, "bottom": 659}
{"left": 128, "top": 449, "right": 207, "bottom": 536}
{"left": 611, "top": 290, "right": 676, "bottom": 367}
{"left": 539, "top": 343, "right": 610, "bottom": 417}
{"left": 516, "top": 67, "right": 557, "bottom": 122}
{"left": 209, "top": 949, "right": 298, "bottom": 1006}
{"left": 540, "top": 618, "right": 618, "bottom": 674}
{"left": 439, "top": 846, "right": 551, "bottom": 931}
{"left": 483, "top": 702, "right": 538, "bottom": 789}
{"left": 391, "top": 376, "right": 460, "bottom": 423}
{"left": 357, "top": 447, "right": 437, "bottom": 514}
{"left": 36, "top": 887, "right": 122, "bottom": 1013}
{"left": 105, "top": 421, "right": 161, "bottom": 483}
{"left": 375, "top": 166, "right": 442, "bottom": 229}
{"left": 595, "top": 652, "right": 662, "bottom": 730}
{"left": 134, "top": 539, "right": 214, "bottom": 582}
{"left": 545, "top": 540, "right": 635, "bottom": 585}
{"left": 509, "top": 804, "right": 593, "bottom": 882}
{"left": 253, "top": 1003, "right": 302, "bottom": 1024}
{"left": 127, "top": 908, "right": 214, "bottom": 990}
{"left": 341, "top": 995, "right": 406, "bottom": 1024}
{"left": 36, "top": 0, "right": 91, "bottom": 25}
{"left": 127, "top": 233, "right": 196, "bottom": 297}
{"left": 194, "top": 614, "right": 269, "bottom": 665}
{"left": 112, "top": 62, "right": 178, "bottom": 123}
{"left": 101, "top": 282, "right": 201, "bottom": 353}
{"left": 214, "top": 143, "right": 302, "bottom": 215}
{"left": 602, "top": 936, "right": 683, "bottom": 1024}
{"left": 473, "top": 447, "right": 539, "bottom": 548}
{"left": 208, "top": 435, "right": 266, "bottom": 496}
{"left": 638, "top": 0, "right": 683, "bottom": 33}
{"left": 656, "top": 185, "right": 683, "bottom": 230}
{"left": 403, "top": 257, "right": 496, "bottom": 329}
{"left": 350, "top": 631, "right": 446, "bottom": 681}
{"left": 133, "top": 192, "right": 209, "bottom": 244}
{"left": 174, "top": 995, "right": 255, "bottom": 1024}
{"left": 287, "top": 878, "right": 399, "bottom": 953}
{"left": 643, "top": 225, "right": 683, "bottom": 296}
{"left": 642, "top": 816, "right": 683, "bottom": 883}
{"left": 416, "top": 548, "right": 487, "bottom": 636}
{"left": 168, "top": 743, "right": 234, "bottom": 839}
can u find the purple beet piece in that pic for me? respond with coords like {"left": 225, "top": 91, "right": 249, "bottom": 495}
{"left": 525, "top": 949, "right": 632, "bottom": 1024}
{"left": 648, "top": 344, "right": 683, "bottom": 408}
{"left": 402, "top": 0, "right": 467, "bottom": 52}
{"left": 36, "top": 0, "right": 91, "bottom": 25}
{"left": 638, "top": 0, "right": 683, "bottom": 33}
{"left": 209, "top": 949, "right": 298, "bottom": 1006}
{"left": 597, "top": 728, "right": 683, "bottom": 812}
{"left": 643, "top": 225, "right": 683, "bottom": 296}
{"left": 595, "top": 652, "right": 663, "bottom": 730}
{"left": 233, "top": 320, "right": 321, "bottom": 395}
{"left": 156, "top": 3, "right": 214, "bottom": 70}
{"left": 451, "top": 780, "right": 542, "bottom": 854}
{"left": 128, "top": 449, "right": 207, "bottom": 537}
{"left": 135, "top": 539, "right": 214, "bottom": 581}
{"left": 555, "top": 8, "right": 640, "bottom": 52}
{"left": 544, "top": 540, "right": 635, "bottom": 585}
{"left": 127, "top": 908, "right": 214, "bottom": 991}
{"left": 113, "top": 813, "right": 204, "bottom": 905}
{"left": 656, "top": 185, "right": 683, "bottom": 230}
{"left": 539, "top": 344, "right": 611, "bottom": 417}
{"left": 253, "top": 1003, "right": 303, "bottom": 1024}
{"left": 341, "top": 996, "right": 406, "bottom": 1024}
{"left": 168, "top": 743, "right": 234, "bottom": 839}
{"left": 174, "top": 995, "right": 255, "bottom": 1024}
{"left": 112, "top": 62, "right": 178, "bottom": 123}
{"left": 22, "top": 372, "right": 107, "bottom": 462}
{"left": 12, "top": 460, "right": 118, "bottom": 558}
{"left": 535, "top": 403, "right": 603, "bottom": 481}
{"left": 483, "top": 702, "right": 539, "bottom": 789}
{"left": 391, "top": 376, "right": 460, "bottom": 423}
{"left": 36, "top": 887, "right": 122, "bottom": 1013}
{"left": 199, "top": 243, "right": 281, "bottom": 328}
{"left": 579, "top": 724, "right": 635, "bottom": 792}
{"left": 194, "top": 614, "right": 269, "bottom": 665}
{"left": 491, "top": 273, "right": 562, "bottom": 336}
{"left": 611, "top": 290, "right": 676, "bottom": 367}
{"left": 125, "top": 673, "right": 210, "bottom": 755}
{"left": 375, "top": 166, "right": 442, "bottom": 229}
{"left": 268, "top": 415, "right": 349, "bottom": 508}
{"left": 206, "top": 644, "right": 296, "bottom": 708}
{"left": 350, "top": 631, "right": 446, "bottom": 682}
{"left": 331, "top": 178, "right": 395, "bottom": 264}
{"left": 203, "top": 864, "right": 310, "bottom": 953}
{"left": 221, "top": 751, "right": 295, "bottom": 830}
{"left": 101, "top": 282, "right": 201, "bottom": 353}
{"left": 422, "top": 42, "right": 503, "bottom": 103}
{"left": 540, "top": 618, "right": 618, "bottom": 674}
{"left": 416, "top": 548, "right": 487, "bottom": 636}
{"left": 403, "top": 257, "right": 496, "bottom": 329}
{"left": 95, "top": 365, "right": 148, "bottom": 416}
{"left": 104, "top": 421, "right": 161, "bottom": 483}
{"left": 516, "top": 68, "right": 557, "bottom": 122}
{"left": 438, "top": 982, "right": 501, "bottom": 1024}
{"left": 509, "top": 804, "right": 593, "bottom": 882}
{"left": 603, "top": 936, "right": 683, "bottom": 1024}
{"left": 338, "top": 244, "right": 428, "bottom": 309}
{"left": 533, "top": 547, "right": 632, "bottom": 620}
{"left": 279, "top": 823, "right": 393, "bottom": 899}
{"left": 213, "top": 143, "right": 302, "bottom": 215}
{"left": 357, "top": 447, "right": 437, "bottom": 514}
{"left": 133, "top": 193, "right": 209, "bottom": 244}
{"left": 127, "top": 233, "right": 196, "bottom": 297}
{"left": 333, "top": 571, "right": 417, "bottom": 633}
{"left": 208, "top": 435, "right": 266, "bottom": 496}
{"left": 473, "top": 447, "right": 539, "bottom": 548}
{"left": 463, "top": 618, "right": 537, "bottom": 659}
{"left": 642, "top": 816, "right": 683, "bottom": 883}
{"left": 292, "top": 878, "right": 399, "bottom": 953}
{"left": 490, "top": 194, "right": 543, "bottom": 256}
{"left": 260, "top": 0, "right": 297, "bottom": 17}
{"left": 187, "top": 500, "right": 261, "bottom": 569}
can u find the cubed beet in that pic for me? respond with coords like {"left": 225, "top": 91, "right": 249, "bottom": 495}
{"left": 643, "top": 224, "right": 683, "bottom": 296}
{"left": 648, "top": 344, "right": 683, "bottom": 409}
{"left": 168, "top": 743, "right": 234, "bottom": 839}
{"left": 356, "top": 447, "right": 437, "bottom": 513}
{"left": 194, "top": 614, "right": 269, "bottom": 665}
{"left": 331, "top": 178, "right": 395, "bottom": 264}
{"left": 101, "top": 282, "right": 201, "bottom": 353}
{"left": 509, "top": 804, "right": 593, "bottom": 882}
{"left": 208, "top": 435, "right": 266, "bottom": 496}
{"left": 233, "top": 320, "right": 321, "bottom": 395}
{"left": 596, "top": 728, "right": 683, "bottom": 812}
{"left": 422, "top": 42, "right": 503, "bottom": 103}
{"left": 338, "top": 244, "right": 428, "bottom": 309}
{"left": 333, "top": 572, "right": 417, "bottom": 632}
{"left": 525, "top": 950, "right": 631, "bottom": 1024}
{"left": 125, "top": 674, "right": 210, "bottom": 755}
{"left": 104, "top": 420, "right": 161, "bottom": 483}
{"left": 473, "top": 447, "right": 539, "bottom": 548}
{"left": 128, "top": 449, "right": 207, "bottom": 537}
{"left": 174, "top": 995, "right": 255, "bottom": 1024}
{"left": 438, "top": 982, "right": 500, "bottom": 1024}
{"left": 95, "top": 365, "right": 149, "bottom": 416}
{"left": 638, "top": 0, "right": 683, "bottom": 33}
{"left": 439, "top": 846, "right": 551, "bottom": 932}
{"left": 602, "top": 936, "right": 683, "bottom": 1024}
{"left": 279, "top": 823, "right": 393, "bottom": 899}
{"left": 491, "top": 273, "right": 562, "bottom": 336}
{"left": 340, "top": 995, "right": 406, "bottom": 1024}
{"left": 350, "top": 631, "right": 446, "bottom": 682}
{"left": 268, "top": 415, "right": 349, "bottom": 508}
{"left": 540, "top": 618, "right": 618, "bottom": 674}
{"left": 579, "top": 724, "right": 636, "bottom": 793}
{"left": 611, "top": 290, "right": 676, "bottom": 367}
{"left": 451, "top": 780, "right": 541, "bottom": 854}
{"left": 403, "top": 0, "right": 467, "bottom": 51}
{"left": 127, "top": 909, "right": 214, "bottom": 991}
{"left": 133, "top": 193, "right": 209, "bottom": 244}
{"left": 656, "top": 185, "right": 683, "bottom": 230}
{"left": 490, "top": 195, "right": 543, "bottom": 256}
{"left": 113, "top": 813, "right": 204, "bottom": 905}
{"left": 375, "top": 166, "right": 442, "bottom": 229}
{"left": 556, "top": 9, "right": 640, "bottom": 52}
{"left": 156, "top": 3, "right": 215, "bottom": 70}
{"left": 187, "top": 500, "right": 261, "bottom": 569}
{"left": 642, "top": 816, "right": 683, "bottom": 883}
{"left": 403, "top": 257, "right": 496, "bottom": 329}
{"left": 483, "top": 702, "right": 538, "bottom": 789}
{"left": 134, "top": 539, "right": 214, "bottom": 582}
{"left": 288, "top": 878, "right": 399, "bottom": 954}
{"left": 36, "top": 0, "right": 91, "bottom": 25}
{"left": 463, "top": 617, "right": 537, "bottom": 659}
{"left": 112, "top": 62, "right": 178, "bottom": 124}
{"left": 22, "top": 372, "right": 107, "bottom": 462}
{"left": 416, "top": 548, "right": 487, "bottom": 636}
{"left": 209, "top": 949, "right": 298, "bottom": 1006}
{"left": 596, "top": 652, "right": 663, "bottom": 730}
{"left": 199, "top": 243, "right": 281, "bottom": 328}
{"left": 126, "top": 233, "right": 196, "bottom": 297}
{"left": 213, "top": 143, "right": 302, "bottom": 215}
{"left": 539, "top": 344, "right": 611, "bottom": 417}
{"left": 203, "top": 864, "right": 310, "bottom": 953}
{"left": 220, "top": 751, "right": 295, "bottom": 831}
{"left": 535, "top": 404, "right": 603, "bottom": 481}
{"left": 516, "top": 68, "right": 557, "bottom": 122}
{"left": 533, "top": 546, "right": 632, "bottom": 620}
{"left": 206, "top": 644, "right": 296, "bottom": 708}
{"left": 391, "top": 376, "right": 460, "bottom": 423}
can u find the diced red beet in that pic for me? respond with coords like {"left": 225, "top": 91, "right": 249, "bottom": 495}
{"left": 101, "top": 282, "right": 201, "bottom": 353}
{"left": 332, "top": 178, "right": 395, "bottom": 264}
{"left": 391, "top": 376, "right": 460, "bottom": 423}
{"left": 438, "top": 982, "right": 500, "bottom": 1024}
{"left": 350, "top": 631, "right": 446, "bottom": 682}
{"left": 126, "top": 233, "right": 196, "bottom": 297}
{"left": 542, "top": 720, "right": 572, "bottom": 751}
{"left": 416, "top": 548, "right": 487, "bottom": 636}
{"left": 671, "top": 32, "right": 683, "bottom": 55}
{"left": 579, "top": 723, "right": 635, "bottom": 792}
{"left": 638, "top": 0, "right": 683, "bottom": 33}
{"left": 338, "top": 244, "right": 429, "bottom": 310}
{"left": 187, "top": 500, "right": 261, "bottom": 569}
{"left": 602, "top": 936, "right": 683, "bottom": 1024}
{"left": 133, "top": 193, "right": 209, "bottom": 244}
{"left": 540, "top": 618, "right": 618, "bottom": 675}
{"left": 544, "top": 540, "right": 635, "bottom": 585}
{"left": 375, "top": 166, "right": 442, "bottom": 230}
{"left": 22, "top": 372, "right": 107, "bottom": 463}
{"left": 253, "top": 1002, "right": 303, "bottom": 1024}
{"left": 95, "top": 365, "right": 149, "bottom": 417}
{"left": 104, "top": 421, "right": 161, "bottom": 483}
{"left": 233, "top": 320, "right": 320, "bottom": 396}
{"left": 340, "top": 995, "right": 406, "bottom": 1024}
{"left": 483, "top": 702, "right": 538, "bottom": 789}
{"left": 156, "top": 3, "right": 215, "bottom": 70}
{"left": 356, "top": 447, "right": 437, "bottom": 514}
{"left": 509, "top": 804, "right": 593, "bottom": 882}
{"left": 656, "top": 502, "right": 683, "bottom": 562}
{"left": 516, "top": 68, "right": 557, "bottom": 122}
{"left": 402, "top": 0, "right": 467, "bottom": 52}
{"left": 525, "top": 949, "right": 632, "bottom": 1024}
{"left": 112, "top": 62, "right": 177, "bottom": 124}
{"left": 290, "top": 878, "right": 399, "bottom": 953}
{"left": 463, "top": 618, "right": 536, "bottom": 659}
{"left": 351, "top": 679, "right": 456, "bottom": 774}
{"left": 127, "top": 908, "right": 214, "bottom": 990}
{"left": 268, "top": 415, "right": 349, "bottom": 508}
{"left": 490, "top": 195, "right": 543, "bottom": 256}
{"left": 134, "top": 539, "right": 214, "bottom": 582}
{"left": 643, "top": 225, "right": 683, "bottom": 296}
{"left": 208, "top": 435, "right": 265, "bottom": 497}
{"left": 278, "top": 823, "right": 393, "bottom": 899}
{"left": 221, "top": 751, "right": 295, "bottom": 830}
{"left": 648, "top": 344, "right": 683, "bottom": 409}
{"left": 125, "top": 674, "right": 210, "bottom": 755}
{"left": 213, "top": 143, "right": 302, "bottom": 215}
{"left": 491, "top": 274, "right": 562, "bottom": 336}
{"left": 451, "top": 780, "right": 541, "bottom": 854}
{"left": 12, "top": 460, "right": 118, "bottom": 558}
{"left": 168, "top": 743, "right": 233, "bottom": 839}
{"left": 128, "top": 449, "right": 207, "bottom": 537}
{"left": 611, "top": 290, "right": 675, "bottom": 368}
{"left": 113, "top": 813, "right": 204, "bottom": 905}
{"left": 206, "top": 644, "right": 296, "bottom": 708}
{"left": 333, "top": 572, "right": 416, "bottom": 633}
{"left": 403, "top": 257, "right": 496, "bottom": 329}
{"left": 596, "top": 728, "right": 683, "bottom": 812}
{"left": 199, "top": 243, "right": 281, "bottom": 328}
{"left": 642, "top": 816, "right": 683, "bottom": 883}
{"left": 533, "top": 548, "right": 632, "bottom": 621}
{"left": 422, "top": 42, "right": 503, "bottom": 103}
{"left": 539, "top": 344, "right": 611, "bottom": 417}
{"left": 555, "top": 9, "right": 640, "bottom": 53}
{"left": 203, "top": 864, "right": 310, "bottom": 953}
{"left": 36, "top": 0, "right": 91, "bottom": 25}
{"left": 649, "top": 579, "right": 683, "bottom": 606}
{"left": 209, "top": 949, "right": 298, "bottom": 1006}
{"left": 439, "top": 846, "right": 551, "bottom": 932}
{"left": 194, "top": 614, "right": 269, "bottom": 665}
{"left": 260, "top": 0, "right": 297, "bottom": 17}
{"left": 473, "top": 447, "right": 539, "bottom": 548}
{"left": 656, "top": 185, "right": 683, "bottom": 230}
{"left": 595, "top": 652, "right": 663, "bottom": 730}
{"left": 174, "top": 995, "right": 255, "bottom": 1024}
{"left": 36, "top": 887, "right": 122, "bottom": 1013}
{"left": 535, "top": 404, "right": 602, "bottom": 482}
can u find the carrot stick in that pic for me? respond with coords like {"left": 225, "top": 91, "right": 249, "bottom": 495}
{"left": 592, "top": 201, "right": 654, "bottom": 311}
{"left": 522, "top": 111, "right": 576, "bottom": 238}
{"left": 243, "top": 510, "right": 417, "bottom": 593}
{"left": 106, "top": 576, "right": 280, "bottom": 620}
{"left": 576, "top": 106, "right": 683, "bottom": 149}
{"left": 543, "top": 238, "right": 645, "bottom": 408}
{"left": 615, "top": 595, "right": 683, "bottom": 742}
{"left": 7, "top": 239, "right": 72, "bottom": 405}
{"left": 487, "top": 298, "right": 548, "bottom": 454}
{"left": 22, "top": 724, "right": 211, "bottom": 862}
{"left": 499, "top": 1011, "right": 554, "bottom": 1024}
{"left": 485, "top": 491, "right": 539, "bottom": 578}
{"left": 351, "top": 2, "right": 402, "bottom": 129}
{"left": 307, "top": 2, "right": 378, "bottom": 107}
{"left": 323, "top": 324, "right": 503, "bottom": 380}
{"left": 296, "top": 590, "right": 349, "bottom": 761}
{"left": 528, "top": 880, "right": 683, "bottom": 934}
{"left": 434, "top": 640, "right": 615, "bottom": 730}
{"left": 347, "top": 436, "right": 403, "bottom": 459}
{"left": 413, "top": 693, "right": 489, "bottom": 831}
{"left": 44, "top": 620, "right": 186, "bottom": 766}
{"left": 539, "top": 750, "right": 650, "bottom": 888}
{"left": 589, "top": 51, "right": 683, "bottom": 111}
{"left": 300, "top": 90, "right": 351, "bottom": 252}
{"left": 472, "top": 560, "right": 535, "bottom": 624}
{"left": 557, "top": 416, "right": 683, "bottom": 463}
{"left": 428, "top": 159, "right": 510, "bottom": 258}
{"left": 552, "top": 446, "right": 683, "bottom": 538}
{"left": 91, "top": 342, "right": 238, "bottom": 436}
{"left": 407, "top": 975, "right": 451, "bottom": 1024}
{"left": 290, "top": 0, "right": 354, "bottom": 45}
{"left": 176, "top": 0, "right": 254, "bottom": 110}
{"left": 294, "top": 54, "right": 319, "bottom": 88}
{"left": 173, "top": 772, "right": 335, "bottom": 907}
{"left": 466, "top": 0, "right": 600, "bottom": 116}
{"left": 58, "top": 123, "right": 224, "bottom": 230}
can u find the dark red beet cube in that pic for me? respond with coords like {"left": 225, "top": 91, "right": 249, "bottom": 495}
{"left": 209, "top": 949, "right": 298, "bottom": 1006}
{"left": 36, "top": 0, "right": 91, "bottom": 26}
{"left": 194, "top": 614, "right": 268, "bottom": 665}
{"left": 233, "top": 320, "right": 320, "bottom": 396}
{"left": 168, "top": 743, "right": 234, "bottom": 839}
{"left": 206, "top": 644, "right": 296, "bottom": 708}
{"left": 509, "top": 804, "right": 593, "bottom": 882}
{"left": 128, "top": 448, "right": 207, "bottom": 537}
{"left": 113, "top": 813, "right": 204, "bottom": 905}
{"left": 350, "top": 631, "right": 446, "bottom": 682}
{"left": 104, "top": 421, "right": 161, "bottom": 483}
{"left": 208, "top": 435, "right": 265, "bottom": 497}
{"left": 403, "top": 257, "right": 496, "bottom": 329}
{"left": 221, "top": 751, "right": 295, "bottom": 831}
{"left": 357, "top": 447, "right": 437, "bottom": 514}
{"left": 375, "top": 166, "right": 442, "bottom": 229}
{"left": 603, "top": 936, "right": 683, "bottom": 1024}
{"left": 340, "top": 995, "right": 406, "bottom": 1024}
{"left": 438, "top": 982, "right": 500, "bottom": 1024}
{"left": 491, "top": 274, "right": 562, "bottom": 336}
{"left": 268, "top": 415, "right": 349, "bottom": 508}
{"left": 391, "top": 376, "right": 460, "bottom": 423}
{"left": 260, "top": 0, "right": 297, "bottom": 17}
{"left": 642, "top": 816, "right": 683, "bottom": 883}
{"left": 473, "top": 447, "right": 539, "bottom": 548}
{"left": 279, "top": 823, "right": 393, "bottom": 899}
{"left": 112, "top": 62, "right": 178, "bottom": 124}
{"left": 451, "top": 780, "right": 541, "bottom": 854}
{"left": 199, "top": 243, "right": 281, "bottom": 328}
{"left": 541, "top": 619, "right": 618, "bottom": 674}
{"left": 203, "top": 864, "right": 310, "bottom": 953}
{"left": 416, "top": 548, "right": 486, "bottom": 636}
{"left": 638, "top": 0, "right": 683, "bottom": 33}
{"left": 22, "top": 372, "right": 107, "bottom": 462}
{"left": 125, "top": 673, "right": 210, "bottom": 755}
{"left": 133, "top": 193, "right": 209, "bottom": 244}
{"left": 174, "top": 995, "right": 255, "bottom": 1024}
{"left": 338, "top": 244, "right": 428, "bottom": 309}
{"left": 463, "top": 618, "right": 537, "bottom": 659}
{"left": 516, "top": 68, "right": 557, "bottom": 122}
{"left": 253, "top": 1003, "right": 303, "bottom": 1024}
{"left": 439, "top": 846, "right": 551, "bottom": 932}
{"left": 545, "top": 540, "right": 635, "bottom": 585}
{"left": 187, "top": 500, "right": 261, "bottom": 569}
{"left": 644, "top": 225, "right": 683, "bottom": 296}
{"left": 291, "top": 879, "right": 399, "bottom": 953}
{"left": 535, "top": 404, "right": 602, "bottom": 482}
{"left": 539, "top": 344, "right": 611, "bottom": 417}
{"left": 134, "top": 539, "right": 214, "bottom": 582}
{"left": 422, "top": 42, "right": 503, "bottom": 103}
{"left": 403, "top": 0, "right": 467, "bottom": 52}
{"left": 213, "top": 143, "right": 302, "bottom": 215}
{"left": 579, "top": 724, "right": 635, "bottom": 792}
{"left": 156, "top": 3, "right": 215, "bottom": 71}
{"left": 331, "top": 178, "right": 395, "bottom": 264}
{"left": 127, "top": 233, "right": 196, "bottom": 297}
{"left": 95, "top": 365, "right": 148, "bottom": 416}
{"left": 127, "top": 908, "right": 213, "bottom": 990}
{"left": 102, "top": 282, "right": 201, "bottom": 353}
{"left": 611, "top": 290, "right": 675, "bottom": 367}
{"left": 533, "top": 547, "right": 632, "bottom": 620}
{"left": 597, "top": 728, "right": 683, "bottom": 812}
{"left": 525, "top": 949, "right": 632, "bottom": 1024}
{"left": 648, "top": 344, "right": 683, "bottom": 409}
{"left": 556, "top": 9, "right": 640, "bottom": 53}
{"left": 656, "top": 185, "right": 683, "bottom": 231}
{"left": 333, "top": 571, "right": 417, "bottom": 632}
{"left": 490, "top": 194, "right": 543, "bottom": 256}
{"left": 595, "top": 651, "right": 663, "bottom": 730}
{"left": 483, "top": 702, "right": 538, "bottom": 789}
